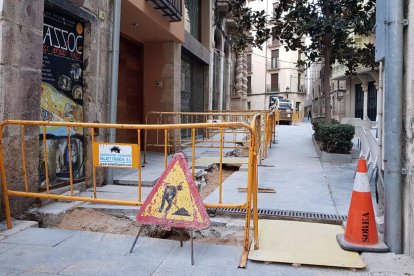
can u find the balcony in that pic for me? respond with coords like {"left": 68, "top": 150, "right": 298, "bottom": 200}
{"left": 217, "top": 0, "right": 229, "bottom": 13}
{"left": 146, "top": 0, "right": 182, "bottom": 22}
{"left": 331, "top": 63, "right": 373, "bottom": 80}
{"left": 267, "top": 39, "right": 281, "bottom": 48}
{"left": 267, "top": 58, "right": 279, "bottom": 70}
{"left": 266, "top": 84, "right": 281, "bottom": 93}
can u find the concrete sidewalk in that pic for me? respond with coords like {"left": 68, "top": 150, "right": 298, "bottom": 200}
{"left": 0, "top": 223, "right": 414, "bottom": 275}
{"left": 204, "top": 122, "right": 367, "bottom": 217}
{"left": 1, "top": 121, "right": 414, "bottom": 275}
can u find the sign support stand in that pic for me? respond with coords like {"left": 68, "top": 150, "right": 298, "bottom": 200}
{"left": 129, "top": 225, "right": 144, "bottom": 253}
{"left": 191, "top": 230, "right": 194, "bottom": 265}
{"left": 131, "top": 152, "right": 210, "bottom": 265}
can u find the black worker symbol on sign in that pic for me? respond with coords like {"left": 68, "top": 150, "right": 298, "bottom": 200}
{"left": 158, "top": 183, "right": 190, "bottom": 216}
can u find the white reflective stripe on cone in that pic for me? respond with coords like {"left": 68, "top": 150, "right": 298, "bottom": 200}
{"left": 353, "top": 172, "right": 370, "bottom": 192}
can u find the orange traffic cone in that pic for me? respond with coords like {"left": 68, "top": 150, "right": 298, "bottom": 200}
{"left": 336, "top": 158, "right": 388, "bottom": 252}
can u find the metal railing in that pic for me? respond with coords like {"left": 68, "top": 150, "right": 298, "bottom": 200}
{"left": 0, "top": 118, "right": 260, "bottom": 268}
{"left": 146, "top": 0, "right": 182, "bottom": 22}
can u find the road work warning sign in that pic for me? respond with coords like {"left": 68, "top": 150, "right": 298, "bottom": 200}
{"left": 136, "top": 152, "right": 210, "bottom": 230}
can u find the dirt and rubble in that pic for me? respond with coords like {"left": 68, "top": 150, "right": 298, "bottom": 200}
{"left": 53, "top": 165, "right": 245, "bottom": 245}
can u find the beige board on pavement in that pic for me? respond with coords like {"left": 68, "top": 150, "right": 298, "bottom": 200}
{"left": 249, "top": 220, "right": 366, "bottom": 269}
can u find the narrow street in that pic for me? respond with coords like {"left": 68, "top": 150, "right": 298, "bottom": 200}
{"left": 205, "top": 121, "right": 363, "bottom": 216}
{"left": 1, "top": 121, "right": 413, "bottom": 275}
{"left": 0, "top": 0, "right": 414, "bottom": 273}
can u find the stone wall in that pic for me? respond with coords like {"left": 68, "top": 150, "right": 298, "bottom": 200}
{"left": 403, "top": 0, "right": 414, "bottom": 259}
{"left": 79, "top": 0, "right": 112, "bottom": 188}
{"left": 0, "top": 0, "right": 112, "bottom": 218}
{"left": 0, "top": 0, "right": 44, "bottom": 217}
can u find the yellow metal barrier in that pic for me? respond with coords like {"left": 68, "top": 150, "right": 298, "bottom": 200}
{"left": 292, "top": 111, "right": 301, "bottom": 125}
{"left": 144, "top": 111, "right": 276, "bottom": 164}
{"left": 263, "top": 110, "right": 278, "bottom": 158}
{"left": 145, "top": 111, "right": 259, "bottom": 159}
{"left": 0, "top": 119, "right": 259, "bottom": 268}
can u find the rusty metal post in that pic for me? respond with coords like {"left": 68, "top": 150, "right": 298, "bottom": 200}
{"left": 91, "top": 128, "right": 97, "bottom": 199}
{"left": 0, "top": 126, "right": 12, "bottom": 229}
{"left": 20, "top": 126, "right": 29, "bottom": 193}
{"left": 67, "top": 127, "right": 73, "bottom": 196}
{"left": 138, "top": 129, "right": 142, "bottom": 202}
{"left": 42, "top": 126, "right": 49, "bottom": 192}
{"left": 164, "top": 129, "right": 168, "bottom": 169}
{"left": 219, "top": 127, "right": 223, "bottom": 204}
{"left": 191, "top": 128, "right": 195, "bottom": 179}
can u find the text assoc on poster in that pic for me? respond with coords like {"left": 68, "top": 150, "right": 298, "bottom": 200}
{"left": 43, "top": 23, "right": 83, "bottom": 60}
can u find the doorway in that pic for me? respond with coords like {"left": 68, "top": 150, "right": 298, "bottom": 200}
{"left": 368, "top": 81, "right": 377, "bottom": 121}
{"left": 116, "top": 36, "right": 144, "bottom": 144}
{"left": 355, "top": 84, "right": 363, "bottom": 119}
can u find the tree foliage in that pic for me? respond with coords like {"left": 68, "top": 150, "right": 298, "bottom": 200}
{"left": 216, "top": 0, "right": 270, "bottom": 53}
{"left": 273, "top": 0, "right": 376, "bottom": 122}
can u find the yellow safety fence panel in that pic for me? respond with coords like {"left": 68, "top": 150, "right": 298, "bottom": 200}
{"left": 0, "top": 119, "right": 260, "bottom": 268}
{"left": 145, "top": 111, "right": 276, "bottom": 163}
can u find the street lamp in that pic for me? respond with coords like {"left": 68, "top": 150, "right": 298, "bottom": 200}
{"left": 285, "top": 86, "right": 290, "bottom": 99}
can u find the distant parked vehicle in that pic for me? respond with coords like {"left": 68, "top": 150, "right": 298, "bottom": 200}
{"left": 269, "top": 96, "right": 280, "bottom": 110}
{"left": 278, "top": 99, "right": 294, "bottom": 125}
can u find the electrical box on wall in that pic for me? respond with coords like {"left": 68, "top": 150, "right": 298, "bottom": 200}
{"left": 155, "top": 80, "right": 163, "bottom": 88}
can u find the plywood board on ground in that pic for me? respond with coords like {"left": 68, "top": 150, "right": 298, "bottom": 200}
{"left": 249, "top": 220, "right": 366, "bottom": 269}
{"left": 195, "top": 157, "right": 248, "bottom": 164}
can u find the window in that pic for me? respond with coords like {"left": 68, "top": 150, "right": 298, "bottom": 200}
{"left": 247, "top": 101, "right": 251, "bottom": 110}
{"left": 272, "top": 2, "right": 279, "bottom": 17}
{"left": 271, "top": 27, "right": 279, "bottom": 45}
{"left": 184, "top": 0, "right": 201, "bottom": 41}
{"left": 271, "top": 73, "right": 279, "bottom": 92}
{"left": 247, "top": 76, "right": 252, "bottom": 95}
{"left": 271, "top": 49, "right": 279, "bottom": 68}
{"left": 354, "top": 37, "right": 363, "bottom": 48}
{"left": 247, "top": 54, "right": 252, "bottom": 73}
{"left": 298, "top": 73, "right": 301, "bottom": 91}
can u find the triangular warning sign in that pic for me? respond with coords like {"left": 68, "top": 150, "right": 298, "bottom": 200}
{"left": 136, "top": 152, "right": 210, "bottom": 230}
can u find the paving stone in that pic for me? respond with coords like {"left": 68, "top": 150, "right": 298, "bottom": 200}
{"left": 0, "top": 220, "right": 38, "bottom": 238}
{"left": 2, "top": 228, "right": 75, "bottom": 247}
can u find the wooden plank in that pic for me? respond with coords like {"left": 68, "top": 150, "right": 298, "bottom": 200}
{"left": 249, "top": 220, "right": 366, "bottom": 269}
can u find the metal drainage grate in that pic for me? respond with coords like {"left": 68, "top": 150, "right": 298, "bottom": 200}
{"left": 207, "top": 208, "right": 347, "bottom": 223}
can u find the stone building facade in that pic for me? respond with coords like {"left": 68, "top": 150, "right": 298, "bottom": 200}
{"left": 0, "top": 0, "right": 212, "bottom": 218}
{"left": 0, "top": 0, "right": 113, "bottom": 217}
{"left": 0, "top": 0, "right": 306, "bottom": 219}
{"left": 246, "top": 0, "right": 305, "bottom": 114}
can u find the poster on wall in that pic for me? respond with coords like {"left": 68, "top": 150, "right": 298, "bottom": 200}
{"left": 40, "top": 7, "right": 85, "bottom": 189}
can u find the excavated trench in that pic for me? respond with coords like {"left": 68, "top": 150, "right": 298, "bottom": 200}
{"left": 38, "top": 165, "right": 247, "bottom": 246}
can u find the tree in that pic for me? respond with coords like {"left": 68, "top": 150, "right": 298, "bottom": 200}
{"left": 214, "top": 0, "right": 270, "bottom": 53}
{"left": 273, "top": 0, "right": 376, "bottom": 123}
